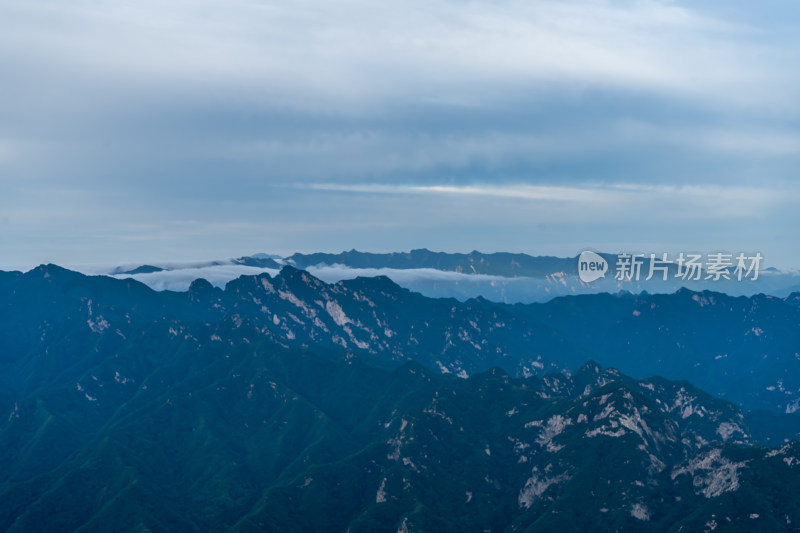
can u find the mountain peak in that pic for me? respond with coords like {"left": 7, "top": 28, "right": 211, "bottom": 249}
{"left": 118, "top": 264, "right": 164, "bottom": 275}
{"left": 278, "top": 265, "right": 325, "bottom": 288}
{"left": 577, "top": 360, "right": 602, "bottom": 375}
{"left": 188, "top": 278, "right": 216, "bottom": 294}
{"left": 233, "top": 255, "right": 282, "bottom": 268}
{"left": 339, "top": 274, "right": 405, "bottom": 295}
{"left": 786, "top": 292, "right": 800, "bottom": 306}
{"left": 28, "top": 263, "right": 82, "bottom": 282}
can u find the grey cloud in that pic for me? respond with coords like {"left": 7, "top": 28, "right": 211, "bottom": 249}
{"left": 2, "top": 0, "right": 800, "bottom": 267}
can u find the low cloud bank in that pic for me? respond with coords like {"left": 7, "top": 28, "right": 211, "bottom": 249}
{"left": 57, "top": 260, "right": 798, "bottom": 303}
{"left": 113, "top": 264, "right": 281, "bottom": 291}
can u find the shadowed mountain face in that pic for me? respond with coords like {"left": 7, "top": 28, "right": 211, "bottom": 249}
{"left": 1, "top": 267, "right": 799, "bottom": 531}
{"left": 4, "top": 264, "right": 799, "bottom": 415}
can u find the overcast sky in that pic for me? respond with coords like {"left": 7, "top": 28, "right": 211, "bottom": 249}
{"left": 1, "top": 0, "right": 799, "bottom": 270}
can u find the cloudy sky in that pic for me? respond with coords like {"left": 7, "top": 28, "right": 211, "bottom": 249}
{"left": 1, "top": 0, "right": 799, "bottom": 270}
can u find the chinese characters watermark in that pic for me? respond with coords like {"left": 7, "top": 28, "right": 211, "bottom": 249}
{"left": 578, "top": 251, "right": 763, "bottom": 283}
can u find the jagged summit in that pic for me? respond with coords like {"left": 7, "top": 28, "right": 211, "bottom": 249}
{"left": 30, "top": 263, "right": 75, "bottom": 277}
{"left": 188, "top": 278, "right": 220, "bottom": 299}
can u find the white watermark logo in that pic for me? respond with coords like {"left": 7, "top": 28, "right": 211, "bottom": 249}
{"left": 578, "top": 251, "right": 763, "bottom": 282}
{"left": 578, "top": 250, "right": 609, "bottom": 283}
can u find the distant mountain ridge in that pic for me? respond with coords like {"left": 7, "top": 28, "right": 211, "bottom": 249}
{"left": 104, "top": 249, "right": 800, "bottom": 303}
{"left": 287, "top": 249, "right": 576, "bottom": 277}
{"left": 286, "top": 248, "right": 786, "bottom": 279}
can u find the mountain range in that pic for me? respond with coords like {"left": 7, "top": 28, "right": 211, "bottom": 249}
{"left": 103, "top": 249, "right": 800, "bottom": 303}
{"left": 2, "top": 264, "right": 800, "bottom": 531}
{"left": 7, "top": 264, "right": 798, "bottom": 413}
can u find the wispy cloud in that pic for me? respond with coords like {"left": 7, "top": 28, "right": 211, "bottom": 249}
{"left": 307, "top": 183, "right": 602, "bottom": 203}
{"left": 306, "top": 182, "right": 791, "bottom": 218}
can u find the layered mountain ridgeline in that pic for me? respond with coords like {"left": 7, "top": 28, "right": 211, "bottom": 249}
{"left": 284, "top": 249, "right": 800, "bottom": 302}
{"left": 4, "top": 265, "right": 799, "bottom": 416}
{"left": 286, "top": 249, "right": 578, "bottom": 278}
{"left": 1, "top": 286, "right": 799, "bottom": 532}
{"left": 285, "top": 249, "right": 793, "bottom": 281}
{"left": 112, "top": 250, "right": 800, "bottom": 304}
